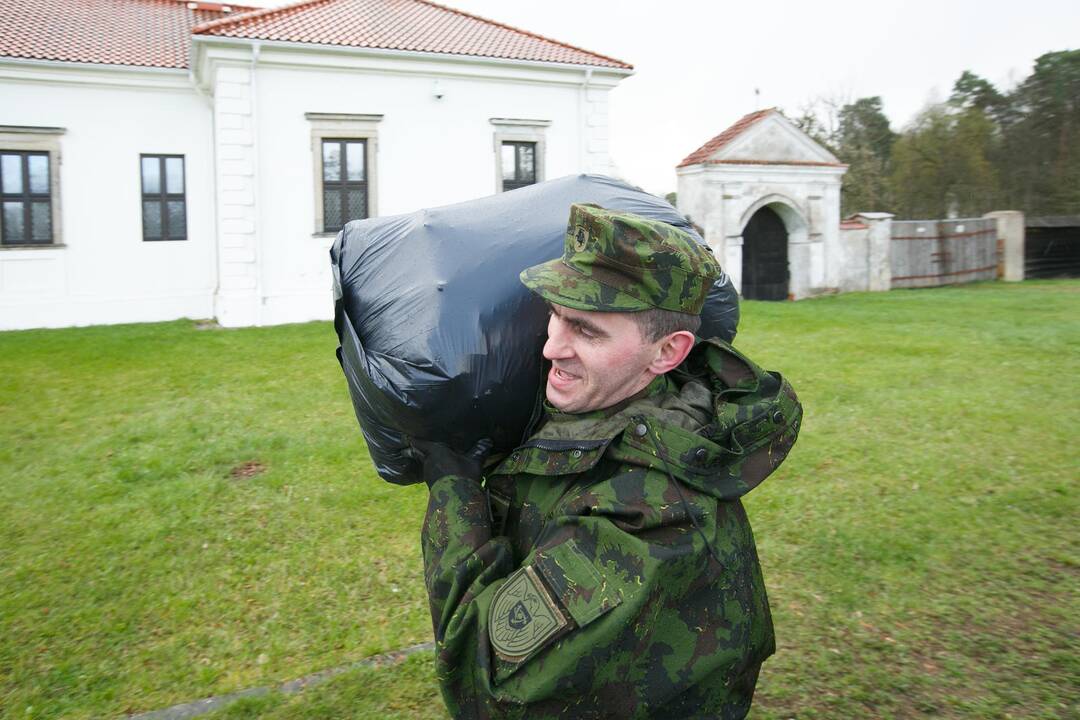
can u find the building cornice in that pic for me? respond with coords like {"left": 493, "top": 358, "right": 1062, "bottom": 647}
{"left": 190, "top": 35, "right": 630, "bottom": 93}
{"left": 0, "top": 56, "right": 191, "bottom": 91}
{"left": 0, "top": 124, "right": 67, "bottom": 135}
{"left": 677, "top": 162, "right": 848, "bottom": 180}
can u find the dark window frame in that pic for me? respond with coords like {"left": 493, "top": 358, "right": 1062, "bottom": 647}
{"left": 501, "top": 141, "right": 537, "bottom": 191}
{"left": 140, "top": 154, "right": 187, "bottom": 242}
{"left": 1, "top": 150, "right": 53, "bottom": 246}
{"left": 321, "top": 138, "right": 368, "bottom": 233}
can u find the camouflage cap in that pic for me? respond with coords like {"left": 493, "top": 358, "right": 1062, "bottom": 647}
{"left": 520, "top": 203, "right": 722, "bottom": 314}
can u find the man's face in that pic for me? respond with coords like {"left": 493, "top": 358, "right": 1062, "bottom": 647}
{"left": 543, "top": 304, "right": 659, "bottom": 414}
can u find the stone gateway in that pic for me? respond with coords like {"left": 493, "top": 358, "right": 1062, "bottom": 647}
{"left": 676, "top": 108, "right": 847, "bottom": 300}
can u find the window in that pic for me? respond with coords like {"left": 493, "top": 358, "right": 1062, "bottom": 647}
{"left": 0, "top": 126, "right": 64, "bottom": 247}
{"left": 321, "top": 139, "right": 367, "bottom": 232}
{"left": 490, "top": 118, "right": 549, "bottom": 193}
{"left": 306, "top": 113, "right": 382, "bottom": 236}
{"left": 1, "top": 151, "right": 52, "bottom": 245}
{"left": 141, "top": 155, "right": 186, "bottom": 241}
{"left": 501, "top": 142, "right": 536, "bottom": 191}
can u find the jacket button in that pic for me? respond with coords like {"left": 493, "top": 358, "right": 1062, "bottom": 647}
{"left": 772, "top": 410, "right": 785, "bottom": 424}
{"left": 511, "top": 452, "right": 520, "bottom": 461}
{"left": 570, "top": 449, "right": 583, "bottom": 458}
{"left": 634, "top": 423, "right": 648, "bottom": 437}
{"left": 695, "top": 448, "right": 708, "bottom": 462}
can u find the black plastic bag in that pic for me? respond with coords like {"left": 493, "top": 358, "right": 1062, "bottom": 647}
{"left": 331, "top": 174, "right": 739, "bottom": 485}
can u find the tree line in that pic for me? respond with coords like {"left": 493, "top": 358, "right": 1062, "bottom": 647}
{"left": 790, "top": 49, "right": 1079, "bottom": 220}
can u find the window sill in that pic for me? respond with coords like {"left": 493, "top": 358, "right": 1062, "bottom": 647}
{"left": 0, "top": 243, "right": 66, "bottom": 251}
{"left": 312, "top": 232, "right": 339, "bottom": 240}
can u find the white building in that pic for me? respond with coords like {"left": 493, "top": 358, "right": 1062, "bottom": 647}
{"left": 676, "top": 109, "right": 847, "bottom": 300}
{"left": 0, "top": 0, "right": 631, "bottom": 330}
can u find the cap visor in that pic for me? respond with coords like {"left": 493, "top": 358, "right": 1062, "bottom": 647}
{"left": 520, "top": 258, "right": 649, "bottom": 313}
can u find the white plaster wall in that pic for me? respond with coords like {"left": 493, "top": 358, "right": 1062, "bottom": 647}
{"left": 725, "top": 132, "right": 814, "bottom": 163}
{"left": 0, "top": 65, "right": 215, "bottom": 330}
{"left": 238, "top": 49, "right": 617, "bottom": 326}
{"left": 838, "top": 226, "right": 870, "bottom": 292}
{"left": 675, "top": 170, "right": 711, "bottom": 233}
{"left": 676, "top": 170, "right": 725, "bottom": 270}
{"left": 258, "top": 63, "right": 584, "bottom": 218}
{"left": 821, "top": 182, "right": 843, "bottom": 288}
{"left": 1, "top": 47, "right": 624, "bottom": 331}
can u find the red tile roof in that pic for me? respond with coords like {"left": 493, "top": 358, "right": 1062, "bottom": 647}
{"left": 677, "top": 108, "right": 776, "bottom": 168}
{"left": 192, "top": 0, "right": 632, "bottom": 69}
{"left": 0, "top": 0, "right": 251, "bottom": 69}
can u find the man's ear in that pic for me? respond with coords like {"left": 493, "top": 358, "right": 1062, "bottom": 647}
{"left": 648, "top": 331, "right": 696, "bottom": 375}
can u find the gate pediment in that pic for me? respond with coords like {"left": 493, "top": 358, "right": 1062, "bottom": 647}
{"left": 679, "top": 109, "right": 841, "bottom": 168}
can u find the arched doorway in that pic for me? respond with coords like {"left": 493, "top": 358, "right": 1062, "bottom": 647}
{"left": 741, "top": 206, "right": 789, "bottom": 300}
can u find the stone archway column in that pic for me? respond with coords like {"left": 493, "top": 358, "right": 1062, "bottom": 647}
{"left": 787, "top": 232, "right": 813, "bottom": 300}
{"left": 984, "top": 210, "right": 1025, "bottom": 281}
{"left": 725, "top": 233, "right": 744, "bottom": 294}
{"left": 702, "top": 206, "right": 729, "bottom": 281}
{"left": 865, "top": 213, "right": 893, "bottom": 291}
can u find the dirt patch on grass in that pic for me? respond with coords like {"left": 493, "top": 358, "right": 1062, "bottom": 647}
{"left": 229, "top": 461, "right": 266, "bottom": 479}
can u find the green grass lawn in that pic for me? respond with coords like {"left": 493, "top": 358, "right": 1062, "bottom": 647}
{"left": 1, "top": 281, "right": 1077, "bottom": 719}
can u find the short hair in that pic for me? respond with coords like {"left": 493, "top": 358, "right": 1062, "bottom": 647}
{"left": 631, "top": 307, "right": 701, "bottom": 342}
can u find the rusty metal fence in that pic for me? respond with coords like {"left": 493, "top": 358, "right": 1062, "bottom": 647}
{"left": 890, "top": 218, "right": 999, "bottom": 289}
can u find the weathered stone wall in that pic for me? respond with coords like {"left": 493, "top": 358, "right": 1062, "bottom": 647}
{"left": 836, "top": 213, "right": 893, "bottom": 293}
{"left": 838, "top": 222, "right": 870, "bottom": 292}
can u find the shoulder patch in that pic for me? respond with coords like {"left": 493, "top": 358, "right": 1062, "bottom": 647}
{"left": 489, "top": 565, "right": 569, "bottom": 662}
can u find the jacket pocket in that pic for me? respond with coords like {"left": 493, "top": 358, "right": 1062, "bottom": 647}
{"left": 489, "top": 539, "right": 622, "bottom": 684}
{"left": 534, "top": 539, "right": 622, "bottom": 627}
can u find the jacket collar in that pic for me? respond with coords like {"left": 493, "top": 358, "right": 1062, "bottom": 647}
{"left": 493, "top": 373, "right": 701, "bottom": 477}
{"left": 491, "top": 338, "right": 800, "bottom": 503}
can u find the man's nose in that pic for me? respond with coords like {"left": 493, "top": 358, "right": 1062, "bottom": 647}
{"left": 542, "top": 317, "right": 573, "bottom": 361}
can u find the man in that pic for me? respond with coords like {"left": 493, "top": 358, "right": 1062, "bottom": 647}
{"left": 412, "top": 204, "right": 801, "bottom": 719}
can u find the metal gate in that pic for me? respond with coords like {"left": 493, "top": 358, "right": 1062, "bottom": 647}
{"left": 890, "top": 218, "right": 999, "bottom": 289}
{"left": 742, "top": 207, "right": 789, "bottom": 300}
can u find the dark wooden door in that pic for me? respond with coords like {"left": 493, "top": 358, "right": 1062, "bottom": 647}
{"left": 742, "top": 207, "right": 789, "bottom": 300}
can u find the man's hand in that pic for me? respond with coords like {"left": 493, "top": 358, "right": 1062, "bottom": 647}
{"left": 407, "top": 438, "right": 493, "bottom": 488}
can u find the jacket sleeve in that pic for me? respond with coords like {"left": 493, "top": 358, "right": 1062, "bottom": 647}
{"left": 420, "top": 467, "right": 769, "bottom": 718}
{"left": 422, "top": 474, "right": 516, "bottom": 633}
{"left": 420, "top": 474, "right": 515, "bottom": 714}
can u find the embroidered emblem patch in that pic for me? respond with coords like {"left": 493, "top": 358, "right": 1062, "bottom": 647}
{"left": 489, "top": 565, "right": 568, "bottom": 661}
{"left": 573, "top": 226, "right": 589, "bottom": 252}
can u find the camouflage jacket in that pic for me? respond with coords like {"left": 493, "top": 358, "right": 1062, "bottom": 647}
{"left": 421, "top": 338, "right": 801, "bottom": 719}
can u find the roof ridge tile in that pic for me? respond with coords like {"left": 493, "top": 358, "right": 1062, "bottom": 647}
{"left": 192, "top": 0, "right": 329, "bottom": 34}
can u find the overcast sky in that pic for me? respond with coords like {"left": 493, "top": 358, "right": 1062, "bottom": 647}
{"left": 252, "top": 0, "right": 1077, "bottom": 195}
